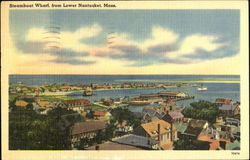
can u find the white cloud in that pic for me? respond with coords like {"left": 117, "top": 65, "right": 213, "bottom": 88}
{"left": 25, "top": 24, "right": 102, "bottom": 53}
{"left": 142, "top": 25, "right": 179, "bottom": 49}
{"left": 170, "top": 34, "right": 225, "bottom": 58}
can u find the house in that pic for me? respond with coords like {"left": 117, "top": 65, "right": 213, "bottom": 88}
{"left": 159, "top": 103, "right": 182, "bottom": 113}
{"left": 215, "top": 98, "right": 233, "bottom": 106}
{"left": 133, "top": 120, "right": 177, "bottom": 150}
{"left": 142, "top": 107, "right": 163, "bottom": 123}
{"left": 219, "top": 104, "right": 240, "bottom": 117}
{"left": 93, "top": 111, "right": 111, "bottom": 121}
{"left": 112, "top": 134, "right": 159, "bottom": 150}
{"left": 212, "top": 123, "right": 232, "bottom": 140}
{"left": 173, "top": 122, "right": 188, "bottom": 138}
{"left": 121, "top": 83, "right": 132, "bottom": 88}
{"left": 36, "top": 100, "right": 51, "bottom": 109}
{"left": 70, "top": 121, "right": 106, "bottom": 148}
{"left": 225, "top": 118, "right": 240, "bottom": 127}
{"left": 63, "top": 99, "right": 90, "bottom": 113}
{"left": 17, "top": 95, "right": 37, "bottom": 102}
{"left": 162, "top": 111, "right": 184, "bottom": 123}
{"left": 181, "top": 119, "right": 208, "bottom": 139}
{"left": 197, "top": 135, "right": 231, "bottom": 150}
{"left": 59, "top": 85, "right": 72, "bottom": 91}
{"left": 114, "top": 121, "right": 133, "bottom": 135}
{"left": 15, "top": 100, "right": 29, "bottom": 107}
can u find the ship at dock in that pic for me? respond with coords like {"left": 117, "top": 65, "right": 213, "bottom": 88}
{"left": 83, "top": 88, "right": 93, "bottom": 96}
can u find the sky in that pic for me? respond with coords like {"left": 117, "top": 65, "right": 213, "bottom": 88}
{"left": 9, "top": 9, "right": 240, "bottom": 74}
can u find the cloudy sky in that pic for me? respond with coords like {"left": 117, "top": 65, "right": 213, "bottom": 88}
{"left": 9, "top": 9, "right": 240, "bottom": 74}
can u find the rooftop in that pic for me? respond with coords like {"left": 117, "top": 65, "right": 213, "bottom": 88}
{"left": 164, "top": 111, "right": 184, "bottom": 119}
{"left": 37, "top": 101, "right": 50, "bottom": 108}
{"left": 15, "top": 100, "right": 28, "bottom": 107}
{"left": 141, "top": 120, "right": 176, "bottom": 137}
{"left": 219, "top": 104, "right": 238, "bottom": 111}
{"left": 70, "top": 121, "right": 106, "bottom": 135}
{"left": 113, "top": 134, "right": 158, "bottom": 149}
{"left": 173, "top": 122, "right": 188, "bottom": 133}
{"left": 215, "top": 98, "right": 232, "bottom": 104}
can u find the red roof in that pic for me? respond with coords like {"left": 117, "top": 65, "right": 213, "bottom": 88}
{"left": 198, "top": 136, "right": 231, "bottom": 150}
{"left": 215, "top": 98, "right": 232, "bottom": 104}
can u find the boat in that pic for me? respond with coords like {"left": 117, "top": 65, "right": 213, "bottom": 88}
{"left": 197, "top": 84, "right": 208, "bottom": 91}
{"left": 83, "top": 88, "right": 93, "bottom": 96}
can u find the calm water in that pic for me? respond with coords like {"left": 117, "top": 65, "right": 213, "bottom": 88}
{"left": 9, "top": 75, "right": 240, "bottom": 112}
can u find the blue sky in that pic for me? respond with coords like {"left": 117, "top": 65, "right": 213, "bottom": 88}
{"left": 9, "top": 9, "right": 240, "bottom": 72}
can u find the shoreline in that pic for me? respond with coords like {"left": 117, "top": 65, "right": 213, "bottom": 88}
{"left": 28, "top": 80, "right": 240, "bottom": 96}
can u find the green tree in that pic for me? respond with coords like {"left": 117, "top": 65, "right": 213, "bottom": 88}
{"left": 9, "top": 100, "right": 80, "bottom": 150}
{"left": 182, "top": 100, "right": 221, "bottom": 123}
{"left": 173, "top": 139, "right": 210, "bottom": 150}
{"left": 86, "top": 110, "right": 94, "bottom": 119}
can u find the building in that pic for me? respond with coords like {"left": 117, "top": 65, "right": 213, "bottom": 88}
{"left": 197, "top": 135, "right": 231, "bottom": 150}
{"left": 133, "top": 120, "right": 177, "bottom": 150}
{"left": 225, "top": 118, "right": 240, "bottom": 127}
{"left": 181, "top": 119, "right": 208, "bottom": 139}
{"left": 215, "top": 98, "right": 233, "bottom": 106}
{"left": 15, "top": 100, "right": 29, "bottom": 107}
{"left": 70, "top": 121, "right": 106, "bottom": 148}
{"left": 93, "top": 111, "right": 112, "bottom": 121}
{"left": 112, "top": 134, "right": 159, "bottom": 150}
{"left": 219, "top": 104, "right": 240, "bottom": 117}
{"left": 59, "top": 85, "right": 72, "bottom": 91}
{"left": 114, "top": 121, "right": 133, "bottom": 135}
{"left": 162, "top": 111, "right": 184, "bottom": 123}
{"left": 63, "top": 99, "right": 90, "bottom": 113}
{"left": 142, "top": 107, "right": 163, "bottom": 123}
{"left": 36, "top": 100, "right": 51, "bottom": 109}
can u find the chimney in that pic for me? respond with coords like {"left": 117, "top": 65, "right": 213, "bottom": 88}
{"left": 158, "top": 123, "right": 161, "bottom": 146}
{"left": 95, "top": 145, "right": 100, "bottom": 150}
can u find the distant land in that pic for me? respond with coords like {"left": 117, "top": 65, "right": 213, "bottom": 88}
{"left": 116, "top": 78, "right": 240, "bottom": 83}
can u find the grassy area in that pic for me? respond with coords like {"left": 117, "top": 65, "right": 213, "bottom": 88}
{"left": 88, "top": 104, "right": 107, "bottom": 111}
{"left": 39, "top": 95, "right": 75, "bottom": 102}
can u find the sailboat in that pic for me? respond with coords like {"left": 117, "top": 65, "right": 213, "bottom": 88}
{"left": 197, "top": 84, "right": 208, "bottom": 91}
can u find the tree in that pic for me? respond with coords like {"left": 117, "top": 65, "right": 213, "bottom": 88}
{"left": 173, "top": 139, "right": 210, "bottom": 150}
{"left": 9, "top": 101, "right": 79, "bottom": 150}
{"left": 86, "top": 110, "right": 94, "bottom": 119}
{"left": 182, "top": 100, "right": 221, "bottom": 123}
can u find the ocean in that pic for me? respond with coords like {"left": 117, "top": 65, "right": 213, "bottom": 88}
{"left": 9, "top": 75, "right": 240, "bottom": 112}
